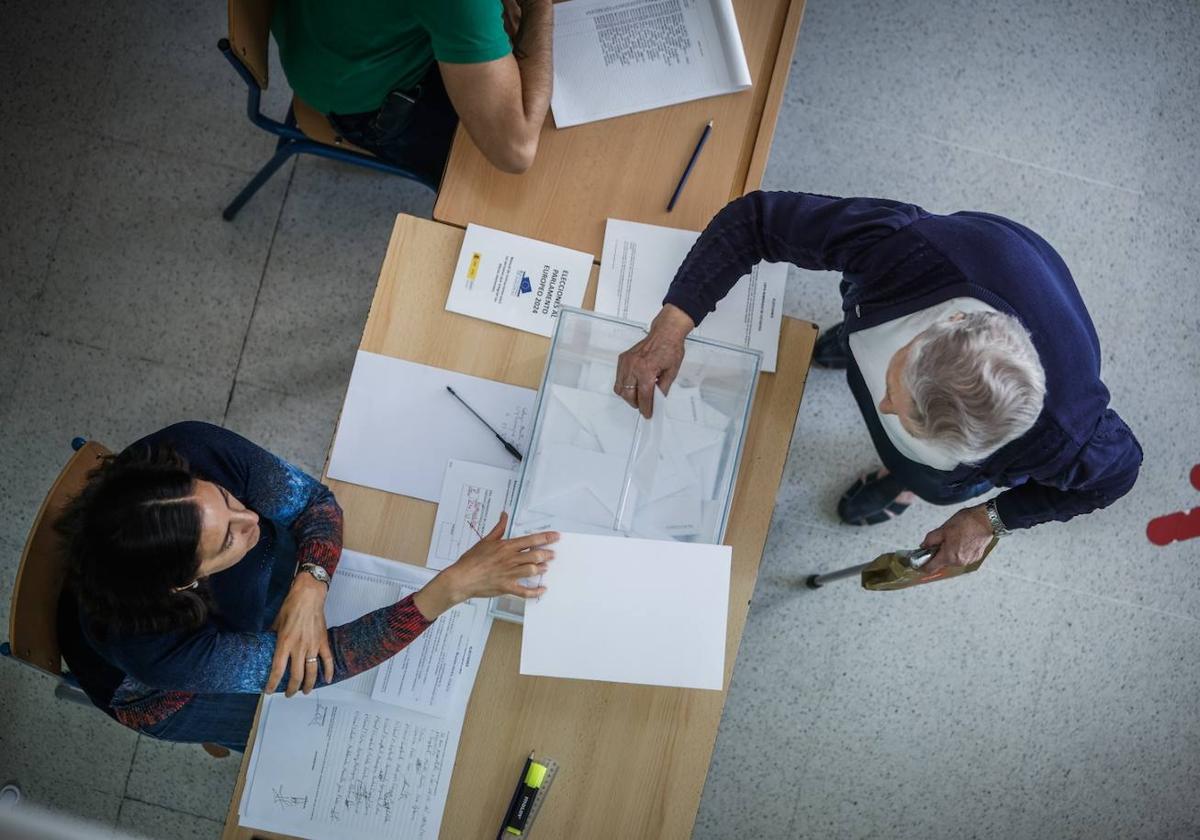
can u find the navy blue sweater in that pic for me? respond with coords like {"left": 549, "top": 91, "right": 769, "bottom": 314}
{"left": 663, "top": 191, "right": 1142, "bottom": 530}
{"left": 72, "top": 422, "right": 431, "bottom": 730}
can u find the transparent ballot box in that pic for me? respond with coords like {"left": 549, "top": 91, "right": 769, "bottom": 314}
{"left": 491, "top": 307, "right": 760, "bottom": 622}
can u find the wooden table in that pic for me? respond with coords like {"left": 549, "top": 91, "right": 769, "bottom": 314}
{"left": 222, "top": 215, "right": 816, "bottom": 840}
{"left": 433, "top": 0, "right": 807, "bottom": 257}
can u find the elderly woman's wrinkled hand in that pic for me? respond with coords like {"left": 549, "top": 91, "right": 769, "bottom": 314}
{"left": 613, "top": 304, "right": 695, "bottom": 419}
{"left": 920, "top": 505, "right": 994, "bottom": 573}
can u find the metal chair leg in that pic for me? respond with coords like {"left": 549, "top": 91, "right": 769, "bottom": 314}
{"left": 805, "top": 562, "right": 872, "bottom": 589}
{"left": 222, "top": 142, "right": 297, "bottom": 221}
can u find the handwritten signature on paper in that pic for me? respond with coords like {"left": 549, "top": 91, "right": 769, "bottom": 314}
{"left": 272, "top": 786, "right": 308, "bottom": 811}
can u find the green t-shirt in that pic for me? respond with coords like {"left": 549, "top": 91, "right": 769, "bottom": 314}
{"left": 272, "top": 0, "right": 513, "bottom": 115}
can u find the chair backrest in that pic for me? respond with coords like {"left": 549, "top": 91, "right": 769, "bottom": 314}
{"left": 227, "top": 0, "right": 275, "bottom": 89}
{"left": 8, "top": 442, "right": 110, "bottom": 676}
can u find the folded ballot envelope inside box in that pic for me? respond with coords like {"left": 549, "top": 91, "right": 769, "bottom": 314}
{"left": 491, "top": 307, "right": 760, "bottom": 622}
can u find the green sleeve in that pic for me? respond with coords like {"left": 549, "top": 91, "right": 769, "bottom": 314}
{"left": 418, "top": 0, "right": 513, "bottom": 65}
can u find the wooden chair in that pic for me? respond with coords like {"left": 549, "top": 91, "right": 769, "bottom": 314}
{"left": 217, "top": 0, "right": 436, "bottom": 220}
{"left": 2, "top": 438, "right": 230, "bottom": 759}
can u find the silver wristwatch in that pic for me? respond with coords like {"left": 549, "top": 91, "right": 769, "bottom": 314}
{"left": 984, "top": 499, "right": 1010, "bottom": 537}
{"left": 297, "top": 563, "right": 331, "bottom": 587}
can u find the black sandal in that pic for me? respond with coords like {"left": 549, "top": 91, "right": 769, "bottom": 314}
{"left": 837, "top": 468, "right": 914, "bottom": 526}
{"left": 813, "top": 322, "right": 849, "bottom": 370}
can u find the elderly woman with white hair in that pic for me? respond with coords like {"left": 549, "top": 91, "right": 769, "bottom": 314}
{"left": 613, "top": 191, "right": 1142, "bottom": 573}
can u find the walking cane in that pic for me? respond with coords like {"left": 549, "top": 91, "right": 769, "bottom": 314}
{"left": 805, "top": 539, "right": 998, "bottom": 592}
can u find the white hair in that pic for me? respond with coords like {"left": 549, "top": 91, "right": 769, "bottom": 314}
{"left": 901, "top": 311, "right": 1046, "bottom": 464}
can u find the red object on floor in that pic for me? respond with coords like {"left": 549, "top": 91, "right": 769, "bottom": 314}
{"left": 1146, "top": 464, "right": 1200, "bottom": 546}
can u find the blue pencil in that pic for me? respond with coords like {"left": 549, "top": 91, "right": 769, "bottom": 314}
{"left": 666, "top": 119, "right": 713, "bottom": 212}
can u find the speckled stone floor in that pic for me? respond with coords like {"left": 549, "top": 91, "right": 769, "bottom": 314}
{"left": 1, "top": 1, "right": 1196, "bottom": 838}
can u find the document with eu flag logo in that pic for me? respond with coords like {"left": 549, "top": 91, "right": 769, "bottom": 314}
{"left": 446, "top": 224, "right": 594, "bottom": 337}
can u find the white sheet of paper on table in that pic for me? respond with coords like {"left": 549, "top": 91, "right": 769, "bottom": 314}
{"left": 426, "top": 460, "right": 520, "bottom": 571}
{"left": 596, "top": 218, "right": 784, "bottom": 371}
{"left": 372, "top": 596, "right": 490, "bottom": 719}
{"left": 446, "top": 224, "right": 594, "bottom": 337}
{"left": 549, "top": 0, "right": 752, "bottom": 128}
{"left": 520, "top": 532, "right": 731, "bottom": 690}
{"left": 327, "top": 351, "right": 535, "bottom": 502}
{"left": 239, "top": 692, "right": 459, "bottom": 840}
{"left": 240, "top": 550, "right": 492, "bottom": 840}
{"left": 317, "top": 550, "right": 491, "bottom": 720}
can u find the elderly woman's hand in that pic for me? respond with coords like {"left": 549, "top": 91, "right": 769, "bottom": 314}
{"left": 613, "top": 304, "right": 695, "bottom": 419}
{"left": 920, "top": 505, "right": 993, "bottom": 573}
{"left": 268, "top": 573, "right": 333, "bottom": 697}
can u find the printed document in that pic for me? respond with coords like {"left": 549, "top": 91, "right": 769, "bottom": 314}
{"left": 321, "top": 550, "right": 491, "bottom": 719}
{"left": 551, "top": 0, "right": 752, "bottom": 127}
{"left": 427, "top": 460, "right": 520, "bottom": 571}
{"left": 446, "top": 224, "right": 594, "bottom": 337}
{"left": 520, "top": 532, "right": 731, "bottom": 690}
{"left": 239, "top": 693, "right": 459, "bottom": 840}
{"left": 240, "top": 550, "right": 493, "bottom": 840}
{"left": 597, "top": 218, "right": 784, "bottom": 371}
{"left": 327, "top": 351, "right": 536, "bottom": 502}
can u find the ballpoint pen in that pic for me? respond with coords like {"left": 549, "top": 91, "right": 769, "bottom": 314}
{"left": 446, "top": 386, "right": 523, "bottom": 461}
{"left": 666, "top": 119, "right": 713, "bottom": 212}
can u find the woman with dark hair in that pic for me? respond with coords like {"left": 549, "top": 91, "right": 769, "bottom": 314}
{"left": 57, "top": 421, "right": 556, "bottom": 752}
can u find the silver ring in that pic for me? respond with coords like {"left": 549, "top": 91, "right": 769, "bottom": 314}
{"left": 305, "top": 657, "right": 319, "bottom": 664}
{"left": 622, "top": 384, "right": 637, "bottom": 390}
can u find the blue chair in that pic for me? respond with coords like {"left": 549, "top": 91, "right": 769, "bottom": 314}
{"left": 218, "top": 0, "right": 436, "bottom": 221}
{"left": 2, "top": 438, "right": 230, "bottom": 758}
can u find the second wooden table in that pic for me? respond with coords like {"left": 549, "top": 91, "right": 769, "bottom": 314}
{"left": 433, "top": 0, "right": 807, "bottom": 257}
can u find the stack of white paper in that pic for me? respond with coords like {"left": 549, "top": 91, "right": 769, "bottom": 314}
{"left": 239, "top": 551, "right": 493, "bottom": 840}
{"left": 551, "top": 0, "right": 753, "bottom": 127}
{"left": 446, "top": 224, "right": 594, "bottom": 337}
{"left": 327, "top": 351, "right": 536, "bottom": 502}
{"left": 597, "top": 218, "right": 785, "bottom": 371}
{"left": 240, "top": 693, "right": 459, "bottom": 840}
{"left": 520, "top": 532, "right": 731, "bottom": 690}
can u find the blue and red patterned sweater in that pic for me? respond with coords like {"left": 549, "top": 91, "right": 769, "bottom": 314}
{"left": 76, "top": 421, "right": 431, "bottom": 729}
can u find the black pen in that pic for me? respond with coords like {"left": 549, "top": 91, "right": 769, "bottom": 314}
{"left": 666, "top": 119, "right": 713, "bottom": 212}
{"left": 446, "top": 386, "right": 523, "bottom": 461}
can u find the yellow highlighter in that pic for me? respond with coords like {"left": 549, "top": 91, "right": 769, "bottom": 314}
{"left": 499, "top": 753, "right": 548, "bottom": 838}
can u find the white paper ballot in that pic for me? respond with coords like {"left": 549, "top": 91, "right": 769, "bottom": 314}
{"left": 520, "top": 532, "right": 731, "bottom": 690}
{"left": 239, "top": 693, "right": 459, "bottom": 840}
{"left": 327, "top": 351, "right": 536, "bottom": 502}
{"left": 597, "top": 218, "right": 784, "bottom": 371}
{"left": 513, "top": 380, "right": 735, "bottom": 543}
{"left": 427, "top": 460, "right": 520, "bottom": 571}
{"left": 551, "top": 0, "right": 753, "bottom": 127}
{"left": 446, "top": 224, "right": 594, "bottom": 337}
{"left": 320, "top": 550, "right": 491, "bottom": 721}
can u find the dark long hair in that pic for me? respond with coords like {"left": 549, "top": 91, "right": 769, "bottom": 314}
{"left": 57, "top": 443, "right": 212, "bottom": 639}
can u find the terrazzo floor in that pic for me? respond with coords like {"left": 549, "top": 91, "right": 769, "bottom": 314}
{"left": 1, "top": 1, "right": 1197, "bottom": 838}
